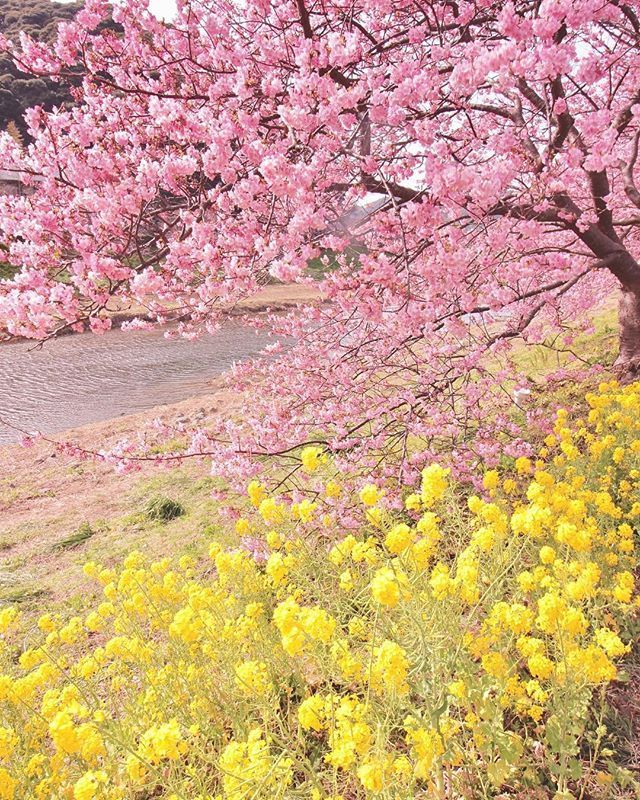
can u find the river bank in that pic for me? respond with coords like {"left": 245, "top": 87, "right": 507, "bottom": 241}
{"left": 0, "top": 372, "right": 249, "bottom": 607}
{"left": 0, "top": 283, "right": 320, "bottom": 445}
{"left": 92, "top": 282, "right": 321, "bottom": 332}
{"left": 0, "top": 296, "right": 619, "bottom": 611}
{"left": 0, "top": 282, "right": 320, "bottom": 607}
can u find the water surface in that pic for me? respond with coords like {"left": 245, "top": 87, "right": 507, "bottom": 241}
{"left": 0, "top": 323, "right": 270, "bottom": 445}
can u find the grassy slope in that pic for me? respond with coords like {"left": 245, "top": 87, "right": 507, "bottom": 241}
{"left": 0, "top": 302, "right": 638, "bottom": 787}
{"left": 0, "top": 466, "right": 230, "bottom": 609}
{"left": 0, "top": 304, "right": 621, "bottom": 615}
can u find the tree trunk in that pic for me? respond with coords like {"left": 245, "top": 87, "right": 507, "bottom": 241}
{"left": 616, "top": 286, "right": 640, "bottom": 381}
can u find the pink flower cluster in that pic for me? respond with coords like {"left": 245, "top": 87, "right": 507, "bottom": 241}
{"left": 0, "top": 0, "right": 639, "bottom": 478}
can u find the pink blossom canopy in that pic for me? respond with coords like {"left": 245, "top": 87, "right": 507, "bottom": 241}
{"left": 1, "top": 0, "right": 640, "bottom": 477}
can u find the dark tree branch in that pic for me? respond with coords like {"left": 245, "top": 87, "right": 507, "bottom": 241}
{"left": 295, "top": 0, "right": 313, "bottom": 38}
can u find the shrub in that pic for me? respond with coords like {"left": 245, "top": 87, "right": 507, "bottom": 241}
{"left": 0, "top": 381, "right": 638, "bottom": 799}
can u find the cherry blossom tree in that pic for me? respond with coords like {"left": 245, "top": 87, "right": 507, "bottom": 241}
{"left": 1, "top": 0, "right": 640, "bottom": 478}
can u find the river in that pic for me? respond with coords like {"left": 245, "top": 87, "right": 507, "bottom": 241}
{"left": 0, "top": 323, "right": 270, "bottom": 445}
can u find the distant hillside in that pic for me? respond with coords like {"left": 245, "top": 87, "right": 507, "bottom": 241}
{"left": 0, "top": 0, "right": 82, "bottom": 140}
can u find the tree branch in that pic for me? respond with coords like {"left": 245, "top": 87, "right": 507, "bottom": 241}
{"left": 620, "top": 129, "right": 640, "bottom": 208}
{"left": 295, "top": 0, "right": 313, "bottom": 38}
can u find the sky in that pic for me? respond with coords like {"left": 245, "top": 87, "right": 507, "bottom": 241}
{"left": 147, "top": 0, "right": 178, "bottom": 20}
{"left": 56, "top": 0, "right": 178, "bottom": 22}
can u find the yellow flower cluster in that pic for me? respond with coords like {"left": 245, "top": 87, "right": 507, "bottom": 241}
{"left": 0, "top": 382, "right": 638, "bottom": 799}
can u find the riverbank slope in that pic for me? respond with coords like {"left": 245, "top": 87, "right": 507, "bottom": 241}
{"left": 0, "top": 282, "right": 321, "bottom": 606}
{"left": 0, "top": 298, "right": 620, "bottom": 609}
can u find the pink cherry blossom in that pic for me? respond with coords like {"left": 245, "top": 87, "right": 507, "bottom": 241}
{"left": 0, "top": 0, "right": 639, "bottom": 482}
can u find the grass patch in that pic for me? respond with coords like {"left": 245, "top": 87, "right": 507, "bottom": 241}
{"left": 148, "top": 437, "right": 189, "bottom": 455}
{"left": 144, "top": 495, "right": 186, "bottom": 522}
{"left": 3, "top": 585, "right": 49, "bottom": 603}
{"left": 53, "top": 522, "right": 95, "bottom": 551}
{"left": 0, "top": 567, "right": 50, "bottom": 605}
{"left": 511, "top": 303, "right": 618, "bottom": 377}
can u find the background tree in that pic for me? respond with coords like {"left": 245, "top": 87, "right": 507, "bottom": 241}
{"left": 1, "top": 0, "right": 640, "bottom": 478}
{"left": 0, "top": 0, "right": 81, "bottom": 140}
